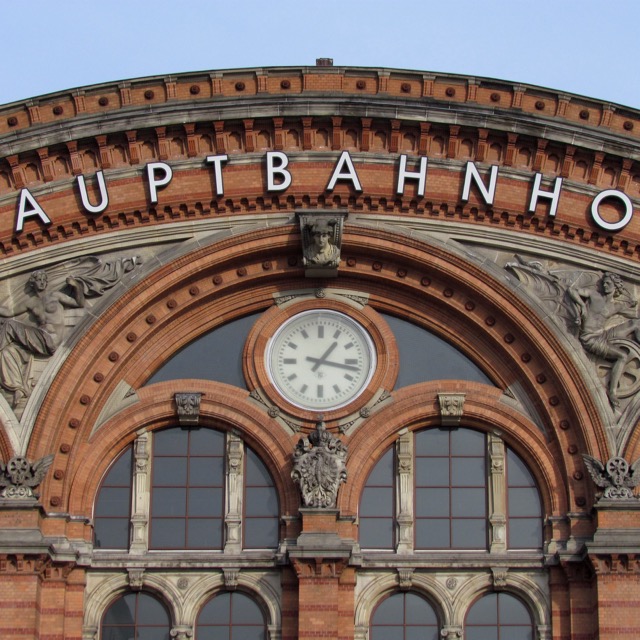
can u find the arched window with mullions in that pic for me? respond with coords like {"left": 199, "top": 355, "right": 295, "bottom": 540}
{"left": 370, "top": 592, "right": 440, "bottom": 640}
{"left": 196, "top": 591, "right": 267, "bottom": 640}
{"left": 93, "top": 427, "right": 280, "bottom": 551}
{"left": 101, "top": 591, "right": 171, "bottom": 640}
{"left": 359, "top": 428, "right": 543, "bottom": 551}
{"left": 465, "top": 592, "right": 535, "bottom": 639}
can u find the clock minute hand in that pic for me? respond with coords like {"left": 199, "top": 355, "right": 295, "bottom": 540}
{"left": 305, "top": 357, "right": 360, "bottom": 372}
{"left": 309, "top": 341, "right": 338, "bottom": 371}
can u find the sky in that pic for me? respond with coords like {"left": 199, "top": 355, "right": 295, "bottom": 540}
{"left": 1, "top": 0, "right": 639, "bottom": 110}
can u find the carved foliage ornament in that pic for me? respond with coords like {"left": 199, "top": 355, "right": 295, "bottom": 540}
{"left": 0, "top": 454, "right": 54, "bottom": 500}
{"left": 582, "top": 454, "right": 640, "bottom": 501}
{"left": 291, "top": 421, "right": 347, "bottom": 508}
{"left": 175, "top": 392, "right": 203, "bottom": 426}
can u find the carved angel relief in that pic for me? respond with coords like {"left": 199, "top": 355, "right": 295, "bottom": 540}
{"left": 582, "top": 454, "right": 640, "bottom": 501}
{"left": 291, "top": 421, "right": 347, "bottom": 508}
{"left": 0, "top": 255, "right": 141, "bottom": 414}
{"left": 506, "top": 256, "right": 640, "bottom": 408}
{"left": 0, "top": 454, "right": 53, "bottom": 500}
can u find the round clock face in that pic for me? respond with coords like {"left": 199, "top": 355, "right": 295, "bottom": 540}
{"left": 266, "top": 310, "right": 376, "bottom": 411}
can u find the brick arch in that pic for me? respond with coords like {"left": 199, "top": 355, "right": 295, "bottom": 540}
{"left": 29, "top": 223, "right": 605, "bottom": 514}
{"left": 64, "top": 381, "right": 296, "bottom": 519}
{"left": 340, "top": 381, "right": 570, "bottom": 519}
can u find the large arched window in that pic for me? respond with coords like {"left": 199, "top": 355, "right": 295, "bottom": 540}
{"left": 101, "top": 591, "right": 171, "bottom": 640}
{"left": 359, "top": 428, "right": 543, "bottom": 551}
{"left": 465, "top": 592, "right": 534, "bottom": 639}
{"left": 370, "top": 592, "right": 439, "bottom": 640}
{"left": 196, "top": 591, "right": 267, "bottom": 639}
{"left": 93, "top": 428, "right": 279, "bottom": 551}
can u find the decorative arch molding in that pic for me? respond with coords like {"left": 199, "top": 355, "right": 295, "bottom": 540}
{"left": 83, "top": 568, "right": 282, "bottom": 634}
{"left": 340, "top": 382, "right": 570, "bottom": 519}
{"left": 354, "top": 571, "right": 454, "bottom": 629}
{"left": 451, "top": 571, "right": 551, "bottom": 630}
{"left": 22, "top": 223, "right": 608, "bottom": 515}
{"left": 63, "top": 381, "right": 296, "bottom": 517}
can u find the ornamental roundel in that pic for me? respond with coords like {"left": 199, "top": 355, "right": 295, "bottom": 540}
{"left": 243, "top": 296, "right": 397, "bottom": 420}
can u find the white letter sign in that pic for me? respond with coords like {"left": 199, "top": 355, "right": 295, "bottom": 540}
{"left": 266, "top": 152, "right": 292, "bottom": 191}
{"left": 327, "top": 151, "right": 363, "bottom": 191}
{"left": 146, "top": 162, "right": 173, "bottom": 204}
{"left": 16, "top": 189, "right": 51, "bottom": 233}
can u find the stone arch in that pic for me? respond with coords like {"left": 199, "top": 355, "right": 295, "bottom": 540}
{"left": 451, "top": 571, "right": 551, "bottom": 630}
{"left": 355, "top": 572, "right": 454, "bottom": 631}
{"left": 66, "top": 381, "right": 296, "bottom": 518}
{"left": 341, "top": 382, "right": 569, "bottom": 520}
{"left": 27, "top": 224, "right": 605, "bottom": 515}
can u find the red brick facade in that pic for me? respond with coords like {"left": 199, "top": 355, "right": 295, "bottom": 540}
{"left": 0, "top": 63, "right": 639, "bottom": 639}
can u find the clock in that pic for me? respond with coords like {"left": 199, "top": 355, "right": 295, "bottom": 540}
{"left": 266, "top": 309, "right": 376, "bottom": 411}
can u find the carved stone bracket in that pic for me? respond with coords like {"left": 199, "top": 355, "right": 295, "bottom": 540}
{"left": 127, "top": 567, "right": 145, "bottom": 591}
{"left": 223, "top": 567, "right": 240, "bottom": 590}
{"left": 441, "top": 627, "right": 463, "bottom": 639}
{"left": 297, "top": 210, "right": 347, "bottom": 278}
{"left": 397, "top": 567, "right": 414, "bottom": 591}
{"left": 0, "top": 454, "right": 53, "bottom": 501}
{"left": 291, "top": 421, "right": 347, "bottom": 508}
{"left": 437, "top": 393, "right": 466, "bottom": 427}
{"left": 491, "top": 566, "right": 509, "bottom": 589}
{"left": 589, "top": 553, "right": 640, "bottom": 574}
{"left": 291, "top": 556, "right": 348, "bottom": 579}
{"left": 175, "top": 392, "right": 203, "bottom": 427}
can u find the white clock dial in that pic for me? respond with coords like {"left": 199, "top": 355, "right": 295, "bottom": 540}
{"left": 267, "top": 310, "right": 376, "bottom": 410}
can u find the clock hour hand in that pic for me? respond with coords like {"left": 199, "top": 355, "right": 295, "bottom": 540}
{"left": 310, "top": 341, "right": 338, "bottom": 371}
{"left": 305, "top": 356, "right": 360, "bottom": 372}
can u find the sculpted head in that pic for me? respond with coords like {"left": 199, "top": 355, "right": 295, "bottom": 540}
{"left": 29, "top": 270, "right": 48, "bottom": 291}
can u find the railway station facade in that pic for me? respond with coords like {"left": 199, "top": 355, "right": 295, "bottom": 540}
{"left": 1, "top": 62, "right": 640, "bottom": 639}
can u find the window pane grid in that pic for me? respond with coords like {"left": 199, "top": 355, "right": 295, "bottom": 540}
{"left": 150, "top": 429, "right": 225, "bottom": 550}
{"left": 244, "top": 449, "right": 279, "bottom": 549}
{"left": 359, "top": 448, "right": 395, "bottom": 549}
{"left": 506, "top": 448, "right": 543, "bottom": 550}
{"left": 415, "top": 430, "right": 487, "bottom": 550}
{"left": 94, "top": 447, "right": 133, "bottom": 549}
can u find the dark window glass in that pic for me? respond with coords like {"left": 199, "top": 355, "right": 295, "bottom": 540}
{"left": 359, "top": 448, "right": 394, "bottom": 549}
{"left": 196, "top": 592, "right": 266, "bottom": 640}
{"left": 466, "top": 593, "right": 533, "bottom": 640}
{"left": 150, "top": 428, "right": 225, "bottom": 550}
{"left": 415, "top": 429, "right": 487, "bottom": 550}
{"left": 381, "top": 314, "right": 493, "bottom": 388}
{"left": 147, "top": 313, "right": 261, "bottom": 387}
{"left": 101, "top": 592, "right": 170, "bottom": 640}
{"left": 244, "top": 448, "right": 279, "bottom": 549}
{"left": 94, "top": 447, "right": 132, "bottom": 549}
{"left": 506, "top": 448, "right": 542, "bottom": 549}
{"left": 370, "top": 592, "right": 439, "bottom": 640}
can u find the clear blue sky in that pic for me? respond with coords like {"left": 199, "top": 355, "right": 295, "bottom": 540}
{"left": 2, "top": 0, "right": 639, "bottom": 109}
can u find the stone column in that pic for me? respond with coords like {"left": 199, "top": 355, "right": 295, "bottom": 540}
{"left": 396, "top": 429, "right": 414, "bottom": 553}
{"left": 487, "top": 433, "right": 506, "bottom": 552}
{"left": 224, "top": 433, "right": 243, "bottom": 554}
{"left": 130, "top": 430, "right": 150, "bottom": 553}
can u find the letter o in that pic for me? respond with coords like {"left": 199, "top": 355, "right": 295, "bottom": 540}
{"left": 590, "top": 189, "right": 634, "bottom": 231}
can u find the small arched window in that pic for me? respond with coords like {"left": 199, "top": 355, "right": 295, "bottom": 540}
{"left": 370, "top": 592, "right": 439, "bottom": 640}
{"left": 465, "top": 592, "right": 534, "bottom": 639}
{"left": 101, "top": 591, "right": 171, "bottom": 639}
{"left": 196, "top": 591, "right": 267, "bottom": 639}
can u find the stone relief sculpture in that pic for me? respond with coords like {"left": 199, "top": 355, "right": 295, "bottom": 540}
{"left": 0, "top": 454, "right": 53, "bottom": 500}
{"left": 582, "top": 454, "right": 640, "bottom": 501}
{"left": 297, "top": 212, "right": 346, "bottom": 277}
{"left": 506, "top": 256, "right": 640, "bottom": 408}
{"left": 291, "top": 421, "right": 347, "bottom": 508}
{"left": 0, "top": 256, "right": 140, "bottom": 410}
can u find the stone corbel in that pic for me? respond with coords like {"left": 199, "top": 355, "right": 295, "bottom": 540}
{"left": 437, "top": 393, "right": 465, "bottom": 427}
{"left": 223, "top": 567, "right": 240, "bottom": 590}
{"left": 397, "top": 567, "right": 414, "bottom": 591}
{"left": 175, "top": 392, "right": 203, "bottom": 427}
{"left": 297, "top": 211, "right": 347, "bottom": 278}
{"left": 0, "top": 454, "right": 54, "bottom": 502}
{"left": 82, "top": 625, "right": 98, "bottom": 640}
{"left": 441, "top": 626, "right": 463, "bottom": 638}
{"left": 491, "top": 566, "right": 508, "bottom": 589}
{"left": 127, "top": 567, "right": 145, "bottom": 591}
